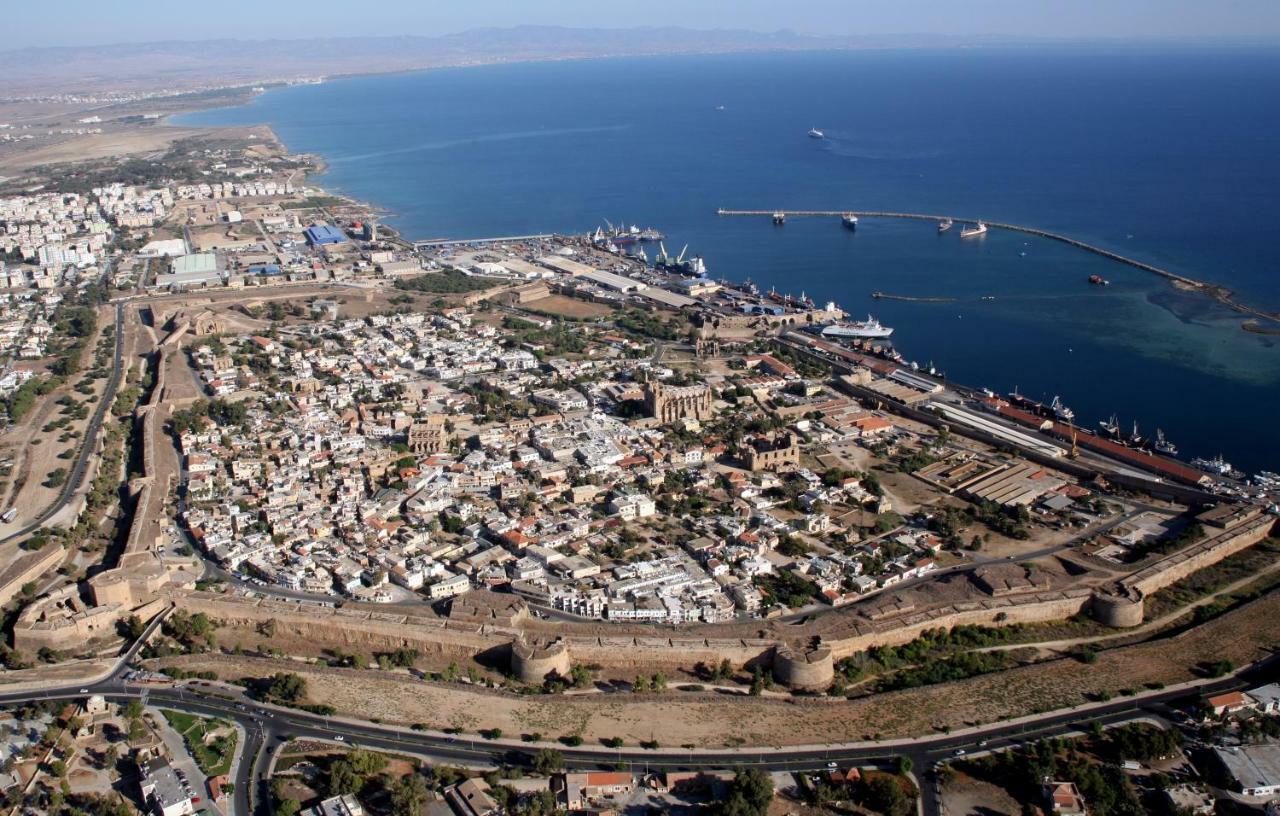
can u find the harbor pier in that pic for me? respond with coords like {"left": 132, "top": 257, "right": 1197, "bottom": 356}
{"left": 716, "top": 209, "right": 1280, "bottom": 325}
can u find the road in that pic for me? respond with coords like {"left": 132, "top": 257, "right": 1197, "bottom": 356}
{"left": 6, "top": 644, "right": 1276, "bottom": 816}
{"left": 0, "top": 300, "right": 125, "bottom": 546}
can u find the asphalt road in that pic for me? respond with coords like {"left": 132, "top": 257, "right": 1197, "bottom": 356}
{"left": 6, "top": 648, "right": 1275, "bottom": 816}
{"left": 0, "top": 300, "right": 125, "bottom": 546}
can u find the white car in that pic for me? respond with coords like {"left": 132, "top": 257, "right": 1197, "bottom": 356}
{"left": 334, "top": 735, "right": 345, "bottom": 742}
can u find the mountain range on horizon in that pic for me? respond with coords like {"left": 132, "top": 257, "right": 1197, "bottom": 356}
{"left": 2, "top": 24, "right": 1255, "bottom": 98}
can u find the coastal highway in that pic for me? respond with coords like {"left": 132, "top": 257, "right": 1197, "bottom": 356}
{"left": 0, "top": 300, "right": 125, "bottom": 546}
{"left": 7, "top": 649, "right": 1277, "bottom": 816}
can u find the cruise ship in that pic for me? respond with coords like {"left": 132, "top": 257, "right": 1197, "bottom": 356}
{"left": 938, "top": 218, "right": 953, "bottom": 233}
{"left": 842, "top": 214, "right": 858, "bottom": 230}
{"left": 808, "top": 128, "right": 825, "bottom": 139}
{"left": 960, "top": 221, "right": 988, "bottom": 238}
{"left": 807, "top": 315, "right": 894, "bottom": 340}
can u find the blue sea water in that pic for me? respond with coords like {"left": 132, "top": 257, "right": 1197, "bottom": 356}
{"left": 177, "top": 48, "right": 1280, "bottom": 474}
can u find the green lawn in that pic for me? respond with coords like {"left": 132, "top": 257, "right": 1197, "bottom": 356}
{"left": 162, "top": 709, "right": 238, "bottom": 777}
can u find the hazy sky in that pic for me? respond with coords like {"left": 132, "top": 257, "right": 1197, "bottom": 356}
{"left": 13, "top": 0, "right": 1280, "bottom": 48}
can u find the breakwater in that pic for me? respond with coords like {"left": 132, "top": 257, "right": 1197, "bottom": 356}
{"left": 717, "top": 209, "right": 1280, "bottom": 326}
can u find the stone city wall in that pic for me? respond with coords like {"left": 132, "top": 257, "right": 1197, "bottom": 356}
{"left": 165, "top": 516, "right": 1277, "bottom": 684}
{"left": 1125, "top": 515, "right": 1275, "bottom": 598}
{"left": 0, "top": 545, "right": 63, "bottom": 608}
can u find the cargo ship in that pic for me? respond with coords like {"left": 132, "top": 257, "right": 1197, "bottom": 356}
{"left": 1088, "top": 274, "right": 1110, "bottom": 286}
{"left": 960, "top": 221, "right": 988, "bottom": 238}
{"left": 842, "top": 214, "right": 858, "bottom": 230}
{"left": 1008, "top": 389, "right": 1075, "bottom": 424}
{"left": 654, "top": 243, "right": 708, "bottom": 277}
{"left": 806, "top": 315, "right": 894, "bottom": 340}
{"left": 1049, "top": 396, "right": 1075, "bottom": 423}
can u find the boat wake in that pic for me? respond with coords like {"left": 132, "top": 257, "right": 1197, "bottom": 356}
{"left": 329, "top": 124, "right": 633, "bottom": 164}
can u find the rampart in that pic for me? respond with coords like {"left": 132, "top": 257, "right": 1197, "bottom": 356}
{"left": 0, "top": 545, "right": 63, "bottom": 608}
{"left": 772, "top": 642, "right": 835, "bottom": 691}
{"left": 510, "top": 637, "right": 571, "bottom": 683}
{"left": 1124, "top": 515, "right": 1275, "bottom": 597}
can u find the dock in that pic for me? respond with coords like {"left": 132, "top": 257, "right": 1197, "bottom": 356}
{"left": 717, "top": 209, "right": 1280, "bottom": 325}
{"left": 414, "top": 233, "right": 557, "bottom": 250}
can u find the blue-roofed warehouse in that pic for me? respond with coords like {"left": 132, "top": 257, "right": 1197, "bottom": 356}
{"left": 305, "top": 224, "right": 347, "bottom": 246}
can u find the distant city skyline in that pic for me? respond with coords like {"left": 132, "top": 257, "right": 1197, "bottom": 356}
{"left": 8, "top": 0, "right": 1280, "bottom": 49}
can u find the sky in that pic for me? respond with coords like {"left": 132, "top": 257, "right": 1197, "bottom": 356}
{"left": 13, "top": 0, "right": 1280, "bottom": 48}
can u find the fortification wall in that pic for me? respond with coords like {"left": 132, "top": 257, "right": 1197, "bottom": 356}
{"left": 166, "top": 516, "right": 1277, "bottom": 676}
{"left": 1126, "top": 515, "right": 1275, "bottom": 598}
{"left": 562, "top": 636, "right": 773, "bottom": 671}
{"left": 175, "top": 592, "right": 502, "bottom": 658}
{"left": 821, "top": 590, "right": 1095, "bottom": 659}
{"left": 0, "top": 546, "right": 63, "bottom": 608}
{"left": 772, "top": 644, "right": 835, "bottom": 691}
{"left": 12, "top": 585, "right": 123, "bottom": 653}
{"left": 510, "top": 637, "right": 571, "bottom": 683}
{"left": 1090, "top": 590, "right": 1145, "bottom": 628}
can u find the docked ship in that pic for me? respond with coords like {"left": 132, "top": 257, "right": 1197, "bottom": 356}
{"left": 655, "top": 243, "right": 708, "bottom": 277}
{"left": 960, "top": 221, "right": 988, "bottom": 238}
{"left": 1099, "top": 414, "right": 1121, "bottom": 437}
{"left": 1126, "top": 421, "right": 1145, "bottom": 448}
{"left": 1008, "top": 389, "right": 1074, "bottom": 423}
{"left": 1153, "top": 428, "right": 1178, "bottom": 456}
{"left": 1049, "top": 396, "right": 1075, "bottom": 423}
{"left": 1192, "top": 454, "right": 1234, "bottom": 476}
{"left": 808, "top": 128, "right": 825, "bottom": 139}
{"left": 938, "top": 218, "right": 953, "bottom": 233}
{"left": 807, "top": 315, "right": 894, "bottom": 340}
{"left": 842, "top": 214, "right": 858, "bottom": 230}
{"left": 772, "top": 212, "right": 786, "bottom": 225}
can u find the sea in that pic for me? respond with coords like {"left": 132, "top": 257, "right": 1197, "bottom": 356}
{"left": 177, "top": 47, "right": 1280, "bottom": 475}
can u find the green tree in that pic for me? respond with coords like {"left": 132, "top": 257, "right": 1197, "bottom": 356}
{"left": 268, "top": 672, "right": 307, "bottom": 703}
{"left": 391, "top": 773, "right": 431, "bottom": 816}
{"left": 864, "top": 775, "right": 911, "bottom": 816}
{"left": 531, "top": 748, "right": 565, "bottom": 774}
{"left": 715, "top": 767, "right": 774, "bottom": 816}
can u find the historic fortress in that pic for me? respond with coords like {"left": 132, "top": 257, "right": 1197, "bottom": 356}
{"left": 12, "top": 346, "right": 196, "bottom": 654}
{"left": 8, "top": 339, "right": 1275, "bottom": 692}
{"left": 107, "top": 508, "right": 1275, "bottom": 691}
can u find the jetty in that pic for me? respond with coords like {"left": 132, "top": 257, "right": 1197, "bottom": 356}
{"left": 717, "top": 209, "right": 1280, "bottom": 325}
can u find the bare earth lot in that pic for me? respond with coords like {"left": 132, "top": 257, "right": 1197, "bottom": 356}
{"left": 522, "top": 294, "right": 615, "bottom": 320}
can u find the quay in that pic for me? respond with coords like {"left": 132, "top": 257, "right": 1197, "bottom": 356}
{"left": 414, "top": 233, "right": 557, "bottom": 250}
{"left": 717, "top": 209, "right": 1280, "bottom": 325}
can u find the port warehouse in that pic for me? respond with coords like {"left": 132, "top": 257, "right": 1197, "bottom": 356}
{"left": 305, "top": 224, "right": 347, "bottom": 246}
{"left": 988, "top": 400, "right": 1211, "bottom": 486}
{"left": 780, "top": 334, "right": 1217, "bottom": 505}
{"left": 930, "top": 402, "right": 1066, "bottom": 459}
